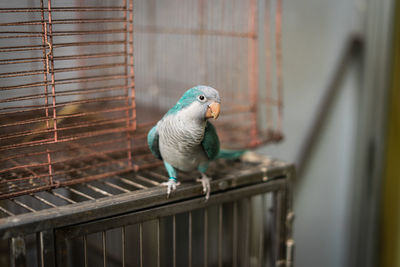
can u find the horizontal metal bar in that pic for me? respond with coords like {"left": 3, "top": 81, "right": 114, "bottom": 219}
{"left": 53, "top": 40, "right": 125, "bottom": 49}
{"left": 53, "top": 51, "right": 128, "bottom": 61}
{"left": 0, "top": 45, "right": 44, "bottom": 53}
{"left": 0, "top": 29, "right": 129, "bottom": 37}
{"left": 66, "top": 187, "right": 95, "bottom": 201}
{"left": 135, "top": 174, "right": 161, "bottom": 186}
{"left": 0, "top": 117, "right": 131, "bottom": 142}
{"left": 51, "top": 18, "right": 128, "bottom": 24}
{"left": 0, "top": 94, "right": 132, "bottom": 114}
{"left": 51, "top": 29, "right": 128, "bottom": 36}
{"left": 0, "top": 7, "right": 131, "bottom": 13}
{"left": 0, "top": 18, "right": 128, "bottom": 27}
{"left": 0, "top": 163, "right": 292, "bottom": 239}
{"left": 0, "top": 148, "right": 131, "bottom": 177}
{"left": 85, "top": 184, "right": 114, "bottom": 197}
{"left": 0, "top": 106, "right": 132, "bottom": 132}
{"left": 118, "top": 177, "right": 148, "bottom": 189}
{"left": 50, "top": 191, "right": 76, "bottom": 204}
{"left": 52, "top": 62, "right": 126, "bottom": 74}
{"left": 0, "top": 69, "right": 45, "bottom": 78}
{"left": 0, "top": 56, "right": 44, "bottom": 65}
{"left": 58, "top": 168, "right": 136, "bottom": 188}
{"left": 0, "top": 126, "right": 135, "bottom": 152}
{"left": 0, "top": 33, "right": 42, "bottom": 39}
{"left": 102, "top": 181, "right": 131, "bottom": 193}
{"left": 0, "top": 185, "right": 56, "bottom": 202}
{"left": 0, "top": 135, "right": 129, "bottom": 163}
{"left": 11, "top": 199, "right": 36, "bottom": 212}
{"left": 32, "top": 194, "right": 58, "bottom": 208}
{"left": 0, "top": 205, "right": 15, "bottom": 216}
{"left": 0, "top": 84, "right": 128, "bottom": 104}
{"left": 0, "top": 73, "right": 128, "bottom": 91}
{"left": 142, "top": 170, "right": 169, "bottom": 182}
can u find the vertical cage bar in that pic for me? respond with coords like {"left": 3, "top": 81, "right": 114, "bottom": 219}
{"left": 204, "top": 208, "right": 208, "bottom": 267}
{"left": 37, "top": 230, "right": 56, "bottom": 267}
{"left": 56, "top": 236, "right": 68, "bottom": 267}
{"left": 285, "top": 168, "right": 295, "bottom": 267}
{"left": 258, "top": 195, "right": 266, "bottom": 267}
{"left": 173, "top": 215, "right": 176, "bottom": 267}
{"left": 273, "top": 190, "right": 286, "bottom": 265}
{"left": 139, "top": 223, "right": 143, "bottom": 267}
{"left": 123, "top": 0, "right": 132, "bottom": 165}
{"left": 198, "top": 0, "right": 208, "bottom": 83}
{"left": 83, "top": 235, "right": 88, "bottom": 267}
{"left": 157, "top": 218, "right": 160, "bottom": 267}
{"left": 46, "top": 0, "right": 57, "bottom": 144}
{"left": 122, "top": 227, "right": 126, "bottom": 267}
{"left": 279, "top": 189, "right": 289, "bottom": 265}
{"left": 10, "top": 236, "right": 26, "bottom": 267}
{"left": 275, "top": 0, "right": 283, "bottom": 133}
{"left": 102, "top": 231, "right": 107, "bottom": 267}
{"left": 218, "top": 204, "right": 223, "bottom": 267}
{"left": 272, "top": 191, "right": 279, "bottom": 264}
{"left": 245, "top": 198, "right": 251, "bottom": 267}
{"left": 129, "top": 0, "right": 136, "bottom": 133}
{"left": 233, "top": 202, "right": 238, "bottom": 267}
{"left": 40, "top": 0, "right": 53, "bottom": 183}
{"left": 264, "top": 0, "right": 273, "bottom": 130}
{"left": 189, "top": 212, "right": 192, "bottom": 267}
{"left": 248, "top": 0, "right": 260, "bottom": 146}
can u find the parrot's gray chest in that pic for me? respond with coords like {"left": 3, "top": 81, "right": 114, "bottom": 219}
{"left": 157, "top": 112, "right": 208, "bottom": 172}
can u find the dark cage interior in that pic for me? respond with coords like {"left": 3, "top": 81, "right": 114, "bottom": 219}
{"left": 0, "top": 0, "right": 291, "bottom": 267}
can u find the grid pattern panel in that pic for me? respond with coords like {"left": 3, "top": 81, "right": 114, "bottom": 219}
{"left": 0, "top": 0, "right": 136, "bottom": 199}
{"left": 0, "top": 0, "right": 283, "bottom": 199}
{"left": 56, "top": 191, "right": 287, "bottom": 267}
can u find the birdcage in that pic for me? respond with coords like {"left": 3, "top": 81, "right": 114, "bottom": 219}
{"left": 0, "top": 0, "right": 291, "bottom": 266}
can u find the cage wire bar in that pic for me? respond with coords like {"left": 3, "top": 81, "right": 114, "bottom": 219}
{"left": 0, "top": 0, "right": 283, "bottom": 199}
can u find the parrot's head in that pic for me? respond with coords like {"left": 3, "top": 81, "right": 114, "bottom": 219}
{"left": 171, "top": 85, "right": 221, "bottom": 121}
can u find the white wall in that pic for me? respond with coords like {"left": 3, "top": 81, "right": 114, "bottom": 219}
{"left": 257, "top": 0, "right": 365, "bottom": 266}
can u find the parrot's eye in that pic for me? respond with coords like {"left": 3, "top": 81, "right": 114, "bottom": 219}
{"left": 198, "top": 95, "right": 206, "bottom": 101}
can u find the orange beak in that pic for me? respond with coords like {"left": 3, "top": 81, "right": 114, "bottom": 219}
{"left": 205, "top": 102, "right": 221, "bottom": 120}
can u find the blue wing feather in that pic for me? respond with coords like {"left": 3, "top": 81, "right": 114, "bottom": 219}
{"left": 147, "top": 125, "right": 162, "bottom": 160}
{"left": 201, "top": 121, "right": 220, "bottom": 160}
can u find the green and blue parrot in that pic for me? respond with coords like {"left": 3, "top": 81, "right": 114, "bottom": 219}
{"left": 147, "top": 85, "right": 244, "bottom": 199}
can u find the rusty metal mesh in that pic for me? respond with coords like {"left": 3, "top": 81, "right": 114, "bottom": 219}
{"left": 0, "top": 0, "right": 283, "bottom": 199}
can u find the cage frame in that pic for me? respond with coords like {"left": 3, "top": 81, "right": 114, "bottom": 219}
{"left": 0, "top": 155, "right": 295, "bottom": 267}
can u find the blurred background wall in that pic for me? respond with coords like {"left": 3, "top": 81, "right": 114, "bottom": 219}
{"left": 258, "top": 0, "right": 396, "bottom": 266}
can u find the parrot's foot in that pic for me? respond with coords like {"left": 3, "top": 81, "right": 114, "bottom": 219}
{"left": 162, "top": 178, "right": 180, "bottom": 198}
{"left": 196, "top": 173, "right": 212, "bottom": 200}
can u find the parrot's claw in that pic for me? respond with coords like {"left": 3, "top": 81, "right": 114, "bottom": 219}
{"left": 196, "top": 174, "right": 212, "bottom": 200}
{"left": 162, "top": 179, "right": 180, "bottom": 198}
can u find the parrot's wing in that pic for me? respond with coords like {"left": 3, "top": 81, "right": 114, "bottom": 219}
{"left": 201, "top": 121, "right": 220, "bottom": 160}
{"left": 147, "top": 124, "right": 162, "bottom": 160}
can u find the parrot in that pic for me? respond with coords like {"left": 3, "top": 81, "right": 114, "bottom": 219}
{"left": 147, "top": 85, "right": 244, "bottom": 200}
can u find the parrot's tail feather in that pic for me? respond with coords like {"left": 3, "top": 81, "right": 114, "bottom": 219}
{"left": 217, "top": 149, "right": 247, "bottom": 160}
